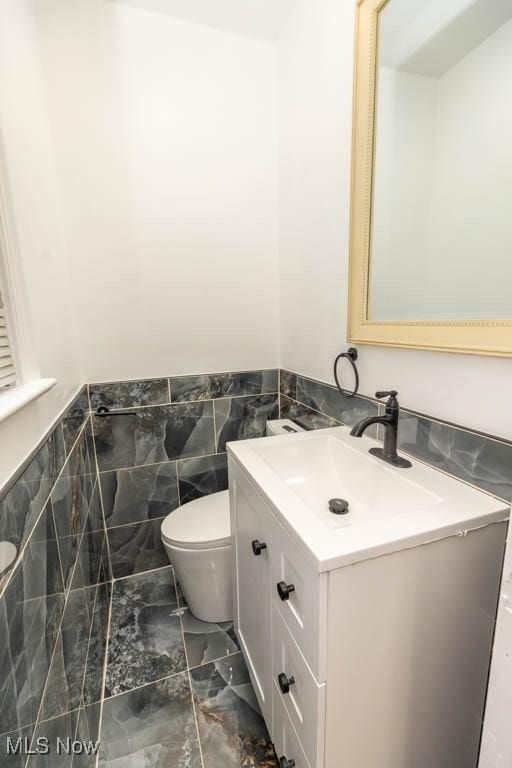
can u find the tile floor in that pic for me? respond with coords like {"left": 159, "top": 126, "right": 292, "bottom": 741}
{"left": 96, "top": 566, "right": 278, "bottom": 767}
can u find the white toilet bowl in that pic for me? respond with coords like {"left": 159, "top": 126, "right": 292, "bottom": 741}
{"left": 161, "top": 490, "right": 232, "bottom": 623}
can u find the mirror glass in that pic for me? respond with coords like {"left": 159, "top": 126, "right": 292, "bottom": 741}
{"left": 369, "top": 0, "right": 512, "bottom": 321}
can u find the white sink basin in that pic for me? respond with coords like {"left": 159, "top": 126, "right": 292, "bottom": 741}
{"left": 228, "top": 426, "right": 509, "bottom": 570}
{"left": 254, "top": 435, "right": 442, "bottom": 529}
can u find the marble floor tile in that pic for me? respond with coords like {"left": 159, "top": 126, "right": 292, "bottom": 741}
{"left": 0, "top": 724, "right": 34, "bottom": 768}
{"left": 108, "top": 519, "right": 169, "bottom": 579}
{"left": 190, "top": 653, "right": 277, "bottom": 768}
{"left": 98, "top": 672, "right": 202, "bottom": 768}
{"left": 182, "top": 612, "right": 239, "bottom": 668}
{"left": 82, "top": 582, "right": 111, "bottom": 708}
{"left": 99, "top": 462, "right": 179, "bottom": 528}
{"left": 177, "top": 454, "right": 228, "bottom": 505}
{"left": 72, "top": 702, "right": 101, "bottom": 768}
{"left": 105, "top": 568, "right": 185, "bottom": 697}
{"left": 28, "top": 711, "right": 79, "bottom": 768}
{"left": 174, "top": 575, "right": 188, "bottom": 609}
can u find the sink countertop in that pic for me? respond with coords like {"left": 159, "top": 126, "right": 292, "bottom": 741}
{"left": 227, "top": 426, "right": 510, "bottom": 572}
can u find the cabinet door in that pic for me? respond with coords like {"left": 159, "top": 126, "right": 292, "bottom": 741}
{"left": 232, "top": 476, "right": 274, "bottom": 727}
{"left": 270, "top": 519, "right": 328, "bottom": 681}
{"left": 273, "top": 684, "right": 313, "bottom": 768}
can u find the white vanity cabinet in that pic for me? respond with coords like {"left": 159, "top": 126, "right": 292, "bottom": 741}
{"left": 479, "top": 516, "right": 512, "bottom": 768}
{"left": 231, "top": 478, "right": 275, "bottom": 725}
{"left": 229, "top": 443, "right": 508, "bottom": 768}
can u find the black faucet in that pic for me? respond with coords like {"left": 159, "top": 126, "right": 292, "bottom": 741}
{"left": 350, "top": 390, "right": 412, "bottom": 468}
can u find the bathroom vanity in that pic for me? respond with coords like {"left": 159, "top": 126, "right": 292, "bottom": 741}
{"left": 228, "top": 427, "right": 509, "bottom": 768}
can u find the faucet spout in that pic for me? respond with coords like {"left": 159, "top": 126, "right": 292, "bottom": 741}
{"left": 349, "top": 390, "right": 412, "bottom": 469}
{"left": 350, "top": 414, "right": 389, "bottom": 438}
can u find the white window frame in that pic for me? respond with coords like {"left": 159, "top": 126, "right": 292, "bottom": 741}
{"left": 0, "top": 130, "right": 55, "bottom": 422}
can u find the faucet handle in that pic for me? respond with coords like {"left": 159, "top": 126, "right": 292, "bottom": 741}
{"left": 375, "top": 390, "right": 398, "bottom": 399}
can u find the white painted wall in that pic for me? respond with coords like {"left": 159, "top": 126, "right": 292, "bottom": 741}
{"left": 0, "top": 0, "right": 81, "bottom": 490}
{"left": 30, "top": 0, "right": 280, "bottom": 382}
{"left": 278, "top": 0, "right": 512, "bottom": 441}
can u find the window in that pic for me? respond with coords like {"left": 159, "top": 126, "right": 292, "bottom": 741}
{"left": 0, "top": 285, "right": 16, "bottom": 391}
{"left": 0, "top": 134, "right": 56, "bottom": 421}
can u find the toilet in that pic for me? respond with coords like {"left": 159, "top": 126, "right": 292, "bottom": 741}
{"left": 161, "top": 419, "right": 304, "bottom": 623}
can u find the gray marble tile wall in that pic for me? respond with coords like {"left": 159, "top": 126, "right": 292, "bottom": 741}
{"left": 280, "top": 369, "right": 512, "bottom": 503}
{"left": 89, "top": 370, "right": 279, "bottom": 578}
{"left": 0, "top": 389, "right": 111, "bottom": 767}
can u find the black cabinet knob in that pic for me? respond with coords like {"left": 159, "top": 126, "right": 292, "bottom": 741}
{"left": 277, "top": 581, "right": 295, "bottom": 601}
{"left": 251, "top": 539, "right": 267, "bottom": 556}
{"left": 278, "top": 672, "right": 295, "bottom": 695}
{"left": 279, "top": 757, "right": 295, "bottom": 768}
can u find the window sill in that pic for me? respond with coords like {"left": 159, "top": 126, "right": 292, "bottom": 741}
{"left": 0, "top": 378, "right": 57, "bottom": 424}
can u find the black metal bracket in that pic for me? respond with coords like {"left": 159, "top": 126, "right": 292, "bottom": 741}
{"left": 94, "top": 406, "right": 136, "bottom": 417}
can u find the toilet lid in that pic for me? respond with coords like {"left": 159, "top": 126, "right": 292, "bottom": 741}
{"left": 161, "top": 490, "right": 231, "bottom": 549}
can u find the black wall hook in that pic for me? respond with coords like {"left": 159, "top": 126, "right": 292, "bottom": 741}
{"left": 333, "top": 347, "right": 359, "bottom": 399}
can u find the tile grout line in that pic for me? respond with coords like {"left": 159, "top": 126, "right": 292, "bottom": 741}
{"left": 95, "top": 648, "right": 242, "bottom": 705}
{"left": 54, "top": 474, "right": 99, "bottom": 605}
{"left": 90, "top": 390, "right": 279, "bottom": 413}
{"left": 175, "top": 462, "right": 182, "bottom": 508}
{"left": 89, "top": 368, "right": 279, "bottom": 387}
{"left": 25, "top": 558, "right": 90, "bottom": 764}
{"left": 70, "top": 575, "right": 104, "bottom": 765}
{"left": 175, "top": 566, "right": 205, "bottom": 768}
{"left": 281, "top": 394, "right": 344, "bottom": 426}
{"left": 98, "top": 450, "right": 228, "bottom": 476}
{"left": 89, "top": 413, "right": 114, "bottom": 579}
{"left": 212, "top": 400, "right": 218, "bottom": 456}
{"left": 112, "top": 564, "right": 172, "bottom": 584}
{"left": 187, "top": 649, "right": 242, "bottom": 674}
{"left": 94, "top": 576, "right": 114, "bottom": 768}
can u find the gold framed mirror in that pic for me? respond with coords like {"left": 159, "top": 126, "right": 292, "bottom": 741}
{"left": 348, "top": 0, "right": 512, "bottom": 357}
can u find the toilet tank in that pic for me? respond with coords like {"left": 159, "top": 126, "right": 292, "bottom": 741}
{"left": 266, "top": 419, "right": 304, "bottom": 437}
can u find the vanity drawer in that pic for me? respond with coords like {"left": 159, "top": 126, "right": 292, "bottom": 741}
{"left": 273, "top": 683, "right": 313, "bottom": 768}
{"left": 270, "top": 522, "right": 328, "bottom": 680}
{"left": 272, "top": 602, "right": 325, "bottom": 767}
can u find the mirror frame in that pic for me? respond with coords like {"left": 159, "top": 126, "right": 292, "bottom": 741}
{"left": 348, "top": 0, "right": 512, "bottom": 357}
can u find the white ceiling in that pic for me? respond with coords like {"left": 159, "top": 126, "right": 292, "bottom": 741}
{"left": 110, "top": 0, "right": 297, "bottom": 41}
